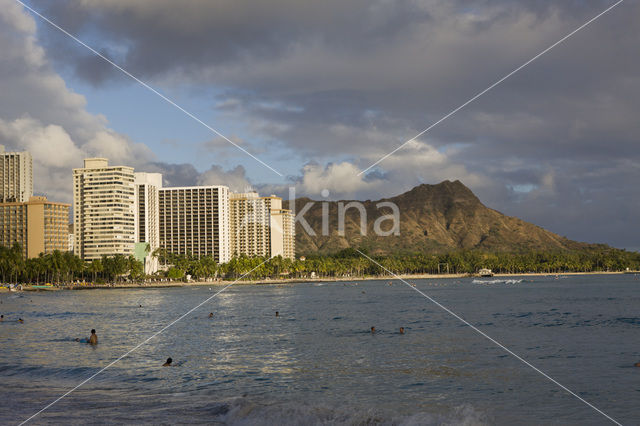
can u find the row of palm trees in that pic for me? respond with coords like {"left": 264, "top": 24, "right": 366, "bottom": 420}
{"left": 1, "top": 243, "right": 638, "bottom": 285}
{"left": 157, "top": 246, "right": 640, "bottom": 282}
{"left": 0, "top": 244, "right": 143, "bottom": 284}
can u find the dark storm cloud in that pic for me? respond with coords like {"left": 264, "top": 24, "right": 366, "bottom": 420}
{"left": 36, "top": 0, "right": 431, "bottom": 85}
{"left": 29, "top": 0, "right": 640, "bottom": 248}
{"left": 146, "top": 162, "right": 200, "bottom": 187}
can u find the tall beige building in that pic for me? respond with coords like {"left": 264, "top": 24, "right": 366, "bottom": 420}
{"left": 263, "top": 195, "right": 295, "bottom": 260}
{"left": 0, "top": 145, "right": 33, "bottom": 203}
{"left": 73, "top": 158, "right": 136, "bottom": 261}
{"left": 0, "top": 196, "right": 70, "bottom": 258}
{"left": 229, "top": 192, "right": 270, "bottom": 257}
{"left": 230, "top": 193, "right": 295, "bottom": 260}
{"left": 269, "top": 205, "right": 295, "bottom": 260}
{"left": 134, "top": 172, "right": 162, "bottom": 273}
{"left": 158, "top": 186, "right": 230, "bottom": 263}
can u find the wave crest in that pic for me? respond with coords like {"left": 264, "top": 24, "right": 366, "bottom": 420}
{"left": 472, "top": 279, "right": 523, "bottom": 285}
{"left": 219, "top": 398, "right": 487, "bottom": 425}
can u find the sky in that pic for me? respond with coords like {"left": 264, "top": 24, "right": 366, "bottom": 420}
{"left": 0, "top": 0, "right": 638, "bottom": 250}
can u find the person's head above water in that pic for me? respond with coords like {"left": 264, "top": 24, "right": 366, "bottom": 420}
{"left": 91, "top": 329, "right": 96, "bottom": 334}
{"left": 370, "top": 326, "right": 375, "bottom": 333}
{"left": 163, "top": 357, "right": 172, "bottom": 366}
{"left": 208, "top": 312, "right": 213, "bottom": 318}
{"left": 275, "top": 311, "right": 279, "bottom": 317}
{"left": 399, "top": 327, "right": 405, "bottom": 334}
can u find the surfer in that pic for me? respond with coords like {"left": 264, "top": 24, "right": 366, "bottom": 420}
{"left": 163, "top": 357, "right": 172, "bottom": 366}
{"left": 18, "top": 318, "right": 23, "bottom": 323}
{"left": 88, "top": 329, "right": 98, "bottom": 345}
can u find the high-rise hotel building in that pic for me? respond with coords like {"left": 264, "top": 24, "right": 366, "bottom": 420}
{"left": 73, "top": 158, "right": 136, "bottom": 261}
{"left": 0, "top": 196, "right": 70, "bottom": 258}
{"left": 230, "top": 192, "right": 295, "bottom": 260}
{"left": 266, "top": 197, "right": 295, "bottom": 260}
{"left": 229, "top": 192, "right": 270, "bottom": 258}
{"left": 0, "top": 145, "right": 33, "bottom": 203}
{"left": 158, "top": 186, "right": 230, "bottom": 263}
{"left": 71, "top": 157, "right": 293, "bottom": 266}
{"left": 134, "top": 172, "right": 162, "bottom": 273}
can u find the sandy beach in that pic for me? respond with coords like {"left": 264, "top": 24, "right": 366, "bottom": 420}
{"left": 9, "top": 270, "right": 629, "bottom": 291}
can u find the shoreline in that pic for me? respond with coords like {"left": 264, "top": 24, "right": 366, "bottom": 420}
{"left": 4, "top": 270, "right": 632, "bottom": 292}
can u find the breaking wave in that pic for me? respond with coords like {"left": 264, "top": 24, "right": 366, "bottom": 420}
{"left": 218, "top": 398, "right": 487, "bottom": 426}
{"left": 472, "top": 279, "right": 523, "bottom": 285}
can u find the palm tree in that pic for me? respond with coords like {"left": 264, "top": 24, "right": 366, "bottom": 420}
{"left": 88, "top": 258, "right": 103, "bottom": 282}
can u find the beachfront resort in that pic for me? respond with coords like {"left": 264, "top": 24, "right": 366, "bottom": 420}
{"left": 1, "top": 147, "right": 295, "bottom": 280}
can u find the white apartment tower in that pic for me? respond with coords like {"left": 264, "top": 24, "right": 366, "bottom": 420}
{"left": 0, "top": 145, "right": 33, "bottom": 203}
{"left": 158, "top": 186, "right": 230, "bottom": 263}
{"left": 134, "top": 172, "right": 162, "bottom": 273}
{"left": 73, "top": 158, "right": 136, "bottom": 261}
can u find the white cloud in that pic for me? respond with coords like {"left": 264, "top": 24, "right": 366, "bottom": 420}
{"left": 0, "top": 0, "right": 155, "bottom": 204}
{"left": 289, "top": 139, "right": 488, "bottom": 200}
{"left": 0, "top": 117, "right": 84, "bottom": 168}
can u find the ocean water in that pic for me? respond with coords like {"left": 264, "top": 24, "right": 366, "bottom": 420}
{"left": 1, "top": 274, "right": 639, "bottom": 425}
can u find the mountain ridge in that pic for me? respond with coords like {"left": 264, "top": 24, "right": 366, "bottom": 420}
{"left": 284, "top": 180, "right": 595, "bottom": 255}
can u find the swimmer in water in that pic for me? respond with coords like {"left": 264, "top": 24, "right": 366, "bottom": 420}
{"left": 275, "top": 311, "right": 279, "bottom": 317}
{"left": 18, "top": 318, "right": 24, "bottom": 323}
{"left": 163, "top": 357, "right": 172, "bottom": 366}
{"left": 208, "top": 312, "right": 213, "bottom": 318}
{"left": 88, "top": 329, "right": 98, "bottom": 345}
{"left": 635, "top": 362, "right": 640, "bottom": 367}
{"left": 371, "top": 326, "right": 375, "bottom": 334}
{"left": 399, "top": 327, "right": 405, "bottom": 334}
{"left": 0, "top": 314, "right": 3, "bottom": 321}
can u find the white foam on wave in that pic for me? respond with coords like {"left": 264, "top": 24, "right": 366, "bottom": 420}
{"left": 472, "top": 279, "right": 523, "bottom": 285}
{"left": 218, "top": 398, "right": 487, "bottom": 426}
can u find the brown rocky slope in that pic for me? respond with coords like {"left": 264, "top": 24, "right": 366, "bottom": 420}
{"left": 284, "top": 180, "right": 593, "bottom": 255}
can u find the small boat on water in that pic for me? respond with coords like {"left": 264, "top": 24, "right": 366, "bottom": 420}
{"left": 478, "top": 268, "right": 494, "bottom": 277}
{"left": 24, "top": 283, "right": 58, "bottom": 291}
